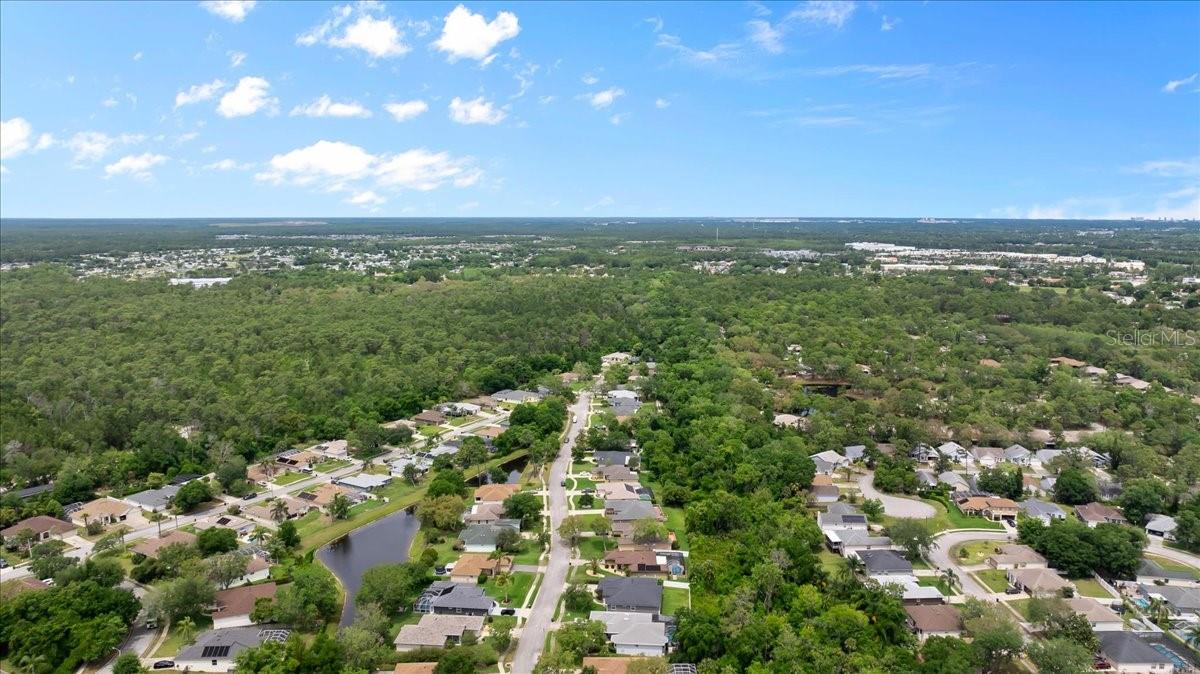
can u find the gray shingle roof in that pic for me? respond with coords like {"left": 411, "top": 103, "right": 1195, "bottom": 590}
{"left": 857, "top": 549, "right": 913, "bottom": 575}
{"left": 1098, "top": 632, "right": 1175, "bottom": 666}
{"left": 597, "top": 577, "right": 662, "bottom": 612}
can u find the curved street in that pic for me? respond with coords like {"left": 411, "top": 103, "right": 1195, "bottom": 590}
{"left": 927, "top": 529, "right": 1014, "bottom": 598}
{"left": 856, "top": 471, "right": 937, "bottom": 519}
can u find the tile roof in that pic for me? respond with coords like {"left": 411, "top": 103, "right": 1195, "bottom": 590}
{"left": 130, "top": 530, "right": 197, "bottom": 559}
{"left": 905, "top": 604, "right": 962, "bottom": 633}
{"left": 210, "top": 582, "right": 278, "bottom": 620}
{"left": 1, "top": 515, "right": 75, "bottom": 538}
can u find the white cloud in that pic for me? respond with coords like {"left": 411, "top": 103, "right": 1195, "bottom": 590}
{"left": 1128, "top": 158, "right": 1200, "bottom": 178}
{"left": 747, "top": 19, "right": 784, "bottom": 54}
{"left": 290, "top": 95, "right": 372, "bottom": 118}
{"left": 655, "top": 33, "right": 741, "bottom": 67}
{"left": 200, "top": 0, "right": 256, "bottom": 23}
{"left": 298, "top": 3, "right": 410, "bottom": 59}
{"left": 586, "top": 195, "right": 615, "bottom": 210}
{"left": 655, "top": 98, "right": 670, "bottom": 109}
{"left": 256, "top": 140, "right": 481, "bottom": 196}
{"left": 448, "top": 96, "right": 506, "bottom": 125}
{"left": 347, "top": 189, "right": 385, "bottom": 206}
{"left": 102, "top": 97, "right": 119, "bottom": 108}
{"left": 643, "top": 17, "right": 664, "bottom": 33}
{"left": 175, "top": 79, "right": 227, "bottom": 108}
{"left": 997, "top": 191, "right": 1200, "bottom": 221}
{"left": 228, "top": 51, "right": 247, "bottom": 68}
{"left": 880, "top": 15, "right": 898, "bottom": 32}
{"left": 795, "top": 63, "right": 934, "bottom": 80}
{"left": 585, "top": 87, "right": 625, "bottom": 109}
{"left": 66, "top": 131, "right": 143, "bottom": 165}
{"left": 104, "top": 152, "right": 167, "bottom": 179}
{"left": 1162, "top": 73, "right": 1198, "bottom": 93}
{"left": 1, "top": 118, "right": 33, "bottom": 159}
{"left": 204, "top": 158, "right": 253, "bottom": 171}
{"left": 384, "top": 100, "right": 429, "bottom": 122}
{"left": 434, "top": 5, "right": 520, "bottom": 62}
{"left": 34, "top": 133, "right": 55, "bottom": 151}
{"left": 582, "top": 73, "right": 599, "bottom": 85}
{"left": 133, "top": 51, "right": 143, "bottom": 61}
{"left": 789, "top": 1, "right": 857, "bottom": 28}
{"left": 217, "top": 77, "right": 277, "bottom": 118}
{"left": 609, "top": 113, "right": 630, "bottom": 125}
{"left": 538, "top": 95, "right": 557, "bottom": 105}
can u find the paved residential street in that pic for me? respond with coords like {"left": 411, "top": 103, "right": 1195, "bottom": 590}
{"left": 1147, "top": 537, "right": 1200, "bottom": 569}
{"left": 927, "top": 529, "right": 1013, "bottom": 598}
{"left": 509, "top": 391, "right": 590, "bottom": 674}
{"left": 856, "top": 471, "right": 937, "bottom": 519}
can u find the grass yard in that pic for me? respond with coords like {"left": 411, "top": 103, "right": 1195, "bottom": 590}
{"left": 482, "top": 571, "right": 535, "bottom": 606}
{"left": 569, "top": 564, "right": 616, "bottom": 583}
{"left": 916, "top": 576, "right": 958, "bottom": 595}
{"left": 819, "top": 550, "right": 845, "bottom": 577}
{"left": 662, "top": 586, "right": 690, "bottom": 615}
{"left": 448, "top": 415, "right": 480, "bottom": 427}
{"left": 578, "top": 536, "right": 617, "bottom": 561}
{"left": 663, "top": 507, "right": 689, "bottom": 550}
{"left": 890, "top": 498, "right": 1004, "bottom": 533}
{"left": 411, "top": 532, "right": 461, "bottom": 567}
{"left": 976, "top": 569, "right": 1011, "bottom": 593}
{"left": 571, "top": 495, "right": 604, "bottom": 511}
{"left": 1006, "top": 598, "right": 1035, "bottom": 621}
{"left": 313, "top": 459, "right": 352, "bottom": 473}
{"left": 154, "top": 616, "right": 214, "bottom": 657}
{"left": 571, "top": 461, "right": 594, "bottom": 474}
{"left": 568, "top": 477, "right": 596, "bottom": 491}
{"left": 1072, "top": 578, "right": 1113, "bottom": 598}
{"left": 952, "top": 540, "right": 1001, "bottom": 566}
{"left": 418, "top": 425, "right": 444, "bottom": 437}
{"left": 513, "top": 541, "right": 545, "bottom": 566}
{"left": 272, "top": 471, "right": 308, "bottom": 486}
{"left": 559, "top": 596, "right": 604, "bottom": 622}
{"left": 1145, "top": 554, "right": 1200, "bottom": 579}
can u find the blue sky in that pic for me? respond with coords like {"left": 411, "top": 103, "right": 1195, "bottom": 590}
{"left": 1, "top": 0, "right": 1197, "bottom": 219}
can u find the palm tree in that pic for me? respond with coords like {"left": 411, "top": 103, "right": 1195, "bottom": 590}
{"left": 1147, "top": 597, "right": 1171, "bottom": 626}
{"left": 249, "top": 526, "right": 270, "bottom": 545}
{"left": 1186, "top": 623, "right": 1200, "bottom": 648}
{"left": 939, "top": 567, "right": 960, "bottom": 593}
{"left": 15, "top": 652, "right": 46, "bottom": 674}
{"left": 494, "top": 571, "right": 513, "bottom": 604}
{"left": 328, "top": 493, "right": 351, "bottom": 521}
{"left": 270, "top": 499, "right": 288, "bottom": 522}
{"left": 177, "top": 616, "right": 197, "bottom": 646}
{"left": 259, "top": 458, "right": 277, "bottom": 479}
{"left": 837, "top": 557, "right": 864, "bottom": 588}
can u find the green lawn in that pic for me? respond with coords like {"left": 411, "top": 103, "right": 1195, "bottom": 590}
{"left": 952, "top": 540, "right": 1000, "bottom": 566}
{"left": 313, "top": 458, "right": 352, "bottom": 473}
{"left": 154, "top": 616, "right": 213, "bottom": 657}
{"left": 573, "top": 514, "right": 607, "bottom": 530}
{"left": 819, "top": 550, "right": 845, "bottom": 577}
{"left": 1006, "top": 598, "right": 1035, "bottom": 621}
{"left": 662, "top": 586, "right": 690, "bottom": 615}
{"left": 571, "top": 461, "right": 594, "bottom": 474}
{"left": 272, "top": 471, "right": 308, "bottom": 485}
{"left": 418, "top": 425, "right": 444, "bottom": 437}
{"left": 976, "top": 569, "right": 1011, "bottom": 593}
{"left": 916, "top": 576, "right": 958, "bottom": 595}
{"left": 513, "top": 540, "right": 545, "bottom": 565}
{"left": 1145, "top": 554, "right": 1200, "bottom": 579}
{"left": 411, "top": 532, "right": 461, "bottom": 566}
{"left": 886, "top": 498, "right": 1004, "bottom": 533}
{"left": 559, "top": 596, "right": 604, "bottom": 622}
{"left": 663, "top": 507, "right": 689, "bottom": 550}
{"left": 569, "top": 564, "right": 616, "bottom": 583}
{"left": 571, "top": 495, "right": 604, "bottom": 510}
{"left": 578, "top": 536, "right": 617, "bottom": 561}
{"left": 481, "top": 571, "right": 535, "bottom": 606}
{"left": 448, "top": 415, "right": 480, "bottom": 427}
{"left": 568, "top": 477, "right": 596, "bottom": 490}
{"left": 1072, "top": 578, "right": 1113, "bottom": 598}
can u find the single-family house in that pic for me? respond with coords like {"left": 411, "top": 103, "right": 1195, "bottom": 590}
{"left": 412, "top": 409, "right": 447, "bottom": 425}
{"left": 476, "top": 425, "right": 506, "bottom": 440}
{"left": 970, "top": 447, "right": 1005, "bottom": 469}
{"left": 855, "top": 549, "right": 915, "bottom": 585}
{"left": 607, "top": 389, "right": 639, "bottom": 402}
{"left": 1146, "top": 514, "right": 1178, "bottom": 541}
{"left": 597, "top": 577, "right": 663, "bottom": 613}
{"left": 603, "top": 549, "right": 663, "bottom": 575}
{"left": 124, "top": 485, "right": 181, "bottom": 513}
{"left": 916, "top": 469, "right": 938, "bottom": 488}
{"left": 1076, "top": 502, "right": 1128, "bottom": 528}
{"left": 809, "top": 484, "right": 840, "bottom": 505}
{"left": 1050, "top": 356, "right": 1087, "bottom": 368}
{"left": 595, "top": 464, "right": 638, "bottom": 482}
{"left": 909, "top": 444, "right": 938, "bottom": 464}
{"left": 416, "top": 581, "right": 496, "bottom": 616}
{"left": 296, "top": 483, "right": 363, "bottom": 509}
{"left": 1066, "top": 597, "right": 1123, "bottom": 631}
{"left": 597, "top": 482, "right": 649, "bottom": 502}
{"left": 1020, "top": 499, "right": 1068, "bottom": 525}
{"left": 275, "top": 449, "right": 319, "bottom": 471}
{"left": 606, "top": 500, "right": 663, "bottom": 523}
{"left": 843, "top": 445, "right": 867, "bottom": 462}
{"left": 594, "top": 451, "right": 635, "bottom": 467}
{"left": 441, "top": 402, "right": 482, "bottom": 417}
{"left": 458, "top": 521, "right": 521, "bottom": 553}
{"left": 817, "top": 507, "right": 869, "bottom": 532}
{"left": 1007, "top": 568, "right": 1072, "bottom": 596}
{"left": 957, "top": 496, "right": 1019, "bottom": 522}
{"left": 71, "top": 497, "right": 137, "bottom": 527}
{"left": 987, "top": 544, "right": 1047, "bottom": 570}
{"left": 602, "top": 352, "right": 634, "bottom": 366}
{"left": 937, "top": 442, "right": 969, "bottom": 463}
{"left": 174, "top": 626, "right": 289, "bottom": 673}
{"left": 904, "top": 604, "right": 962, "bottom": 641}
{"left": 335, "top": 474, "right": 392, "bottom": 491}
{"left": 1097, "top": 631, "right": 1177, "bottom": 673}
{"left": 232, "top": 556, "right": 271, "bottom": 587}
{"left": 1023, "top": 474, "right": 1046, "bottom": 496}
{"left": 131, "top": 530, "right": 198, "bottom": 560}
{"left": 464, "top": 502, "right": 506, "bottom": 525}
{"left": 1, "top": 515, "right": 75, "bottom": 545}
{"left": 590, "top": 611, "right": 668, "bottom": 656}
{"left": 938, "top": 472, "right": 971, "bottom": 495}
{"left": 492, "top": 389, "right": 543, "bottom": 404}
{"left": 824, "top": 529, "right": 894, "bottom": 556}
{"left": 245, "top": 496, "right": 312, "bottom": 522}
{"left": 393, "top": 614, "right": 485, "bottom": 652}
{"left": 1114, "top": 374, "right": 1152, "bottom": 391}
{"left": 1030, "top": 449, "right": 1064, "bottom": 471}
{"left": 210, "top": 583, "right": 278, "bottom": 629}
{"left": 810, "top": 450, "right": 851, "bottom": 475}
{"left": 1139, "top": 584, "right": 1200, "bottom": 618}
{"left": 1003, "top": 444, "right": 1032, "bottom": 466}
{"left": 773, "top": 413, "right": 802, "bottom": 429}
{"left": 474, "top": 483, "right": 522, "bottom": 504}
{"left": 449, "top": 553, "right": 513, "bottom": 583}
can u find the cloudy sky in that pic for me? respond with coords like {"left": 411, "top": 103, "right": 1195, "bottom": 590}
{"left": 1, "top": 0, "right": 1197, "bottom": 219}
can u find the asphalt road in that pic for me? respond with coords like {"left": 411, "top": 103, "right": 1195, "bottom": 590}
{"left": 856, "top": 471, "right": 938, "bottom": 519}
{"left": 927, "top": 529, "right": 1014, "bottom": 598}
{"left": 509, "top": 392, "right": 591, "bottom": 674}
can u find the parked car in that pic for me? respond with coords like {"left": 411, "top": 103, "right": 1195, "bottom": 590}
{"left": 153, "top": 661, "right": 175, "bottom": 670}
{"left": 500, "top": 608, "right": 516, "bottom": 616}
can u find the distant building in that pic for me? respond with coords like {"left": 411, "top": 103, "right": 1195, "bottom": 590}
{"left": 175, "top": 625, "right": 289, "bottom": 673}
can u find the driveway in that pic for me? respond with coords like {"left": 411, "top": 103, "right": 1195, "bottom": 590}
{"left": 509, "top": 392, "right": 590, "bottom": 674}
{"left": 927, "top": 529, "right": 1013, "bottom": 598}
{"left": 856, "top": 471, "right": 937, "bottom": 519}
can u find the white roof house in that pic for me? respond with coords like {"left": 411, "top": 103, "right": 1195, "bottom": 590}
{"left": 590, "top": 611, "right": 668, "bottom": 657}
{"left": 1146, "top": 514, "right": 1178, "bottom": 541}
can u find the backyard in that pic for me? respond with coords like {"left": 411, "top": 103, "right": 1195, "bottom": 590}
{"left": 662, "top": 586, "right": 690, "bottom": 615}
{"left": 975, "top": 569, "right": 1011, "bottom": 593}
{"left": 272, "top": 471, "right": 308, "bottom": 486}
{"left": 313, "top": 458, "right": 352, "bottom": 473}
{"left": 481, "top": 571, "right": 535, "bottom": 606}
{"left": 1073, "top": 578, "right": 1113, "bottom": 599}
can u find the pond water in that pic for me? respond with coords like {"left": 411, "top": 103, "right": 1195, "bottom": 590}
{"left": 317, "top": 509, "right": 420, "bottom": 627}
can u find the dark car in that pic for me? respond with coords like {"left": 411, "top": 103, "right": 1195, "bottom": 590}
{"left": 434, "top": 565, "right": 447, "bottom": 575}
{"left": 153, "top": 661, "right": 175, "bottom": 670}
{"left": 242, "top": 492, "right": 256, "bottom": 500}
{"left": 1004, "top": 587, "right": 1021, "bottom": 595}
{"left": 500, "top": 608, "right": 516, "bottom": 616}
